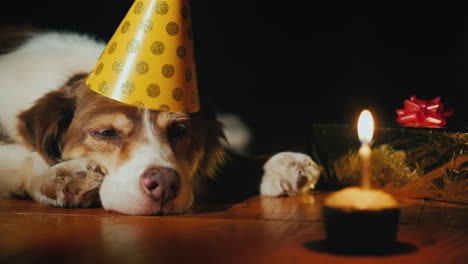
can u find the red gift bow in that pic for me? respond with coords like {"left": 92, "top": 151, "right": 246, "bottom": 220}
{"left": 396, "top": 96, "right": 454, "bottom": 128}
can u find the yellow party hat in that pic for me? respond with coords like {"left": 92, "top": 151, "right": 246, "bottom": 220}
{"left": 86, "top": 0, "right": 199, "bottom": 112}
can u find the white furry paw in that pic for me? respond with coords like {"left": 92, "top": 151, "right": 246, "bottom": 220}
{"left": 260, "top": 152, "right": 322, "bottom": 196}
{"left": 33, "top": 158, "right": 107, "bottom": 208}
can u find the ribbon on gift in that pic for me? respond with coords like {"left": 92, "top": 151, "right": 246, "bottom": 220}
{"left": 396, "top": 96, "right": 454, "bottom": 128}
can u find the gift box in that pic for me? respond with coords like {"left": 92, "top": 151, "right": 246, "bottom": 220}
{"left": 308, "top": 124, "right": 468, "bottom": 203}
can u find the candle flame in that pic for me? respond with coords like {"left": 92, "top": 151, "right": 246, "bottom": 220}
{"left": 358, "top": 110, "right": 374, "bottom": 145}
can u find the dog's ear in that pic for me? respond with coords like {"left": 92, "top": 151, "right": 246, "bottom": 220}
{"left": 17, "top": 73, "right": 87, "bottom": 165}
{"left": 195, "top": 99, "right": 227, "bottom": 180}
{"left": 199, "top": 119, "right": 226, "bottom": 179}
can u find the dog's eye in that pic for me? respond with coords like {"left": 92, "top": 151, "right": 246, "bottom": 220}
{"left": 91, "top": 128, "right": 121, "bottom": 140}
{"left": 167, "top": 123, "right": 187, "bottom": 141}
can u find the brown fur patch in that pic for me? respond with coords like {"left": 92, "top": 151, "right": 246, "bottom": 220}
{"left": 17, "top": 80, "right": 77, "bottom": 165}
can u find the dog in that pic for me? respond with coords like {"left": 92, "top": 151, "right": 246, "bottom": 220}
{"left": 0, "top": 29, "right": 322, "bottom": 215}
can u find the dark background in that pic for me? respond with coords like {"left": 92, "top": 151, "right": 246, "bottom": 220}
{"left": 1, "top": 0, "right": 466, "bottom": 132}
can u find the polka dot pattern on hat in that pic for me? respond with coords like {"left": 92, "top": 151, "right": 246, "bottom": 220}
{"left": 86, "top": 0, "right": 199, "bottom": 113}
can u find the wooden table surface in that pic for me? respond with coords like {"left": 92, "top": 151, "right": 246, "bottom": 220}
{"left": 0, "top": 192, "right": 467, "bottom": 264}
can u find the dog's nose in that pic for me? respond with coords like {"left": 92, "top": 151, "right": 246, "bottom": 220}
{"left": 140, "top": 167, "right": 181, "bottom": 201}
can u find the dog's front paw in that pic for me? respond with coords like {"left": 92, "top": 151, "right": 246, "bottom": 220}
{"left": 260, "top": 152, "right": 322, "bottom": 197}
{"left": 34, "top": 158, "right": 107, "bottom": 208}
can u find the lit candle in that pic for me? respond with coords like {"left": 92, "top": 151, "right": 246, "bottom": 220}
{"left": 323, "top": 109, "right": 400, "bottom": 253}
{"left": 357, "top": 110, "right": 374, "bottom": 189}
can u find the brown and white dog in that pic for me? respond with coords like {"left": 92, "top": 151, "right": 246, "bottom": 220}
{"left": 0, "top": 30, "right": 322, "bottom": 215}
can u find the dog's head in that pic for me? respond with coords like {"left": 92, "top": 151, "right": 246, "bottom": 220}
{"left": 17, "top": 73, "right": 226, "bottom": 215}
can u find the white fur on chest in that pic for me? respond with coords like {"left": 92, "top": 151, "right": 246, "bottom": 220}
{"left": 0, "top": 31, "right": 105, "bottom": 141}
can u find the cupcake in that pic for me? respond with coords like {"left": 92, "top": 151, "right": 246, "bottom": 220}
{"left": 323, "top": 187, "right": 400, "bottom": 253}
